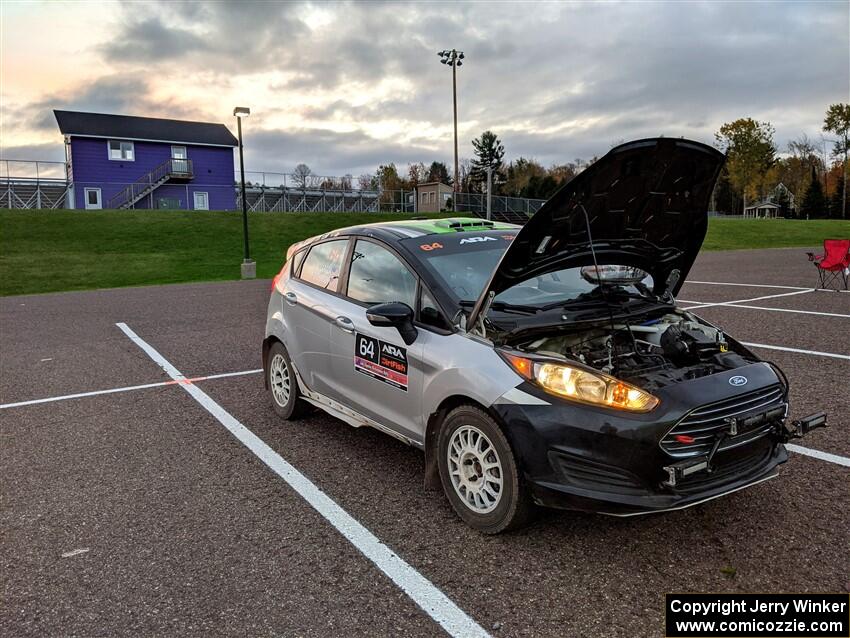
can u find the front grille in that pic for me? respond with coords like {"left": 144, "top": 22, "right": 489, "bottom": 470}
{"left": 550, "top": 452, "right": 645, "bottom": 494}
{"left": 661, "top": 384, "right": 785, "bottom": 458}
{"left": 673, "top": 439, "right": 775, "bottom": 492}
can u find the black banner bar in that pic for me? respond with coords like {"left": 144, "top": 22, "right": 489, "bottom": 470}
{"left": 666, "top": 594, "right": 849, "bottom": 637}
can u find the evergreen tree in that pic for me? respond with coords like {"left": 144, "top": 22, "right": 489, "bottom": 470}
{"left": 829, "top": 184, "right": 845, "bottom": 219}
{"left": 799, "top": 167, "right": 827, "bottom": 219}
{"left": 427, "top": 161, "right": 450, "bottom": 184}
{"left": 470, "top": 131, "right": 505, "bottom": 192}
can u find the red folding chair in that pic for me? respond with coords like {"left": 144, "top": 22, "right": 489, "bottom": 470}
{"left": 807, "top": 239, "right": 850, "bottom": 290}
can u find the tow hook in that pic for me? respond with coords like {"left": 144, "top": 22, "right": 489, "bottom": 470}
{"left": 782, "top": 411, "right": 828, "bottom": 441}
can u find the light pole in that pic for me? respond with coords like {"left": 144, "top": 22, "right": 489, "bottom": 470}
{"left": 233, "top": 107, "right": 255, "bottom": 279}
{"left": 438, "top": 49, "right": 464, "bottom": 211}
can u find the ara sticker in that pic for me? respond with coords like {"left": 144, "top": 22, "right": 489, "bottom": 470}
{"left": 459, "top": 236, "right": 497, "bottom": 244}
{"left": 355, "top": 333, "right": 408, "bottom": 391}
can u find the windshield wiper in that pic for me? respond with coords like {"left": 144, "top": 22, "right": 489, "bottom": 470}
{"left": 458, "top": 300, "right": 538, "bottom": 314}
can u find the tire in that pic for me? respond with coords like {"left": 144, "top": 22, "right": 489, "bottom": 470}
{"left": 266, "top": 341, "right": 309, "bottom": 420}
{"left": 437, "top": 405, "right": 534, "bottom": 534}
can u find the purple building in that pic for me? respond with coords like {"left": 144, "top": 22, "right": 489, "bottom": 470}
{"left": 54, "top": 110, "right": 238, "bottom": 211}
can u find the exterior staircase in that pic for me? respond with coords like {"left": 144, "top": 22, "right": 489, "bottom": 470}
{"left": 107, "top": 158, "right": 193, "bottom": 209}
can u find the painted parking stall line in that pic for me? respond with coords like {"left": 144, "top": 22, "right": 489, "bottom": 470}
{"left": 115, "top": 322, "right": 489, "bottom": 638}
{"left": 786, "top": 444, "right": 850, "bottom": 468}
{"left": 0, "top": 369, "right": 262, "bottom": 410}
{"left": 741, "top": 342, "right": 850, "bottom": 361}
{"left": 681, "top": 288, "right": 814, "bottom": 311}
{"left": 677, "top": 302, "right": 850, "bottom": 319}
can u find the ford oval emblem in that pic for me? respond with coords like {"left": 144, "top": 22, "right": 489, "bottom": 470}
{"left": 729, "top": 375, "right": 748, "bottom": 387}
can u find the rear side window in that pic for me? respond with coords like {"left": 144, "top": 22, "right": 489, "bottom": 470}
{"left": 347, "top": 240, "right": 417, "bottom": 307}
{"left": 299, "top": 239, "right": 349, "bottom": 291}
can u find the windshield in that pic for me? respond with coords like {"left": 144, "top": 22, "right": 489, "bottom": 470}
{"left": 408, "top": 232, "right": 654, "bottom": 309}
{"left": 495, "top": 267, "right": 654, "bottom": 309}
{"left": 405, "top": 232, "right": 514, "bottom": 301}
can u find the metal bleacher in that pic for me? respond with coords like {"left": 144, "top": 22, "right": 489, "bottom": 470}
{"left": 1, "top": 179, "right": 70, "bottom": 209}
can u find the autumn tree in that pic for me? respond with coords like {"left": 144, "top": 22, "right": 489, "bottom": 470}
{"left": 292, "top": 163, "right": 312, "bottom": 188}
{"left": 470, "top": 130, "right": 505, "bottom": 192}
{"left": 504, "top": 157, "right": 547, "bottom": 197}
{"left": 357, "top": 173, "right": 375, "bottom": 190}
{"left": 715, "top": 118, "right": 776, "bottom": 211}
{"left": 823, "top": 103, "right": 850, "bottom": 218}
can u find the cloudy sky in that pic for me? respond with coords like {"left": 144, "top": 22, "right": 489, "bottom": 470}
{"left": 1, "top": 0, "right": 847, "bottom": 178}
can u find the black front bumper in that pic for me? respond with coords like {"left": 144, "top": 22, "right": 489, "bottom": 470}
{"left": 492, "top": 363, "right": 799, "bottom": 516}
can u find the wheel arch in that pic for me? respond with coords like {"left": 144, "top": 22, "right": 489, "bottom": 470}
{"left": 261, "top": 335, "right": 282, "bottom": 390}
{"left": 423, "top": 394, "right": 509, "bottom": 490}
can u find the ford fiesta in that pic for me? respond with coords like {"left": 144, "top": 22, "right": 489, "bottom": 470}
{"left": 262, "top": 138, "right": 825, "bottom": 533}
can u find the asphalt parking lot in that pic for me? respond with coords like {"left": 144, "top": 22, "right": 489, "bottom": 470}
{"left": 2, "top": 245, "right": 848, "bottom": 637}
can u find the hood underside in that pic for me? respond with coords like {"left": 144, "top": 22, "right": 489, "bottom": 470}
{"left": 467, "top": 137, "right": 726, "bottom": 329}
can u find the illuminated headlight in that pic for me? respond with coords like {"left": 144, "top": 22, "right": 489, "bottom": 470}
{"left": 500, "top": 353, "right": 659, "bottom": 412}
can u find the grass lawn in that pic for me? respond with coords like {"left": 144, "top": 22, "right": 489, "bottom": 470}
{"left": 701, "top": 218, "right": 850, "bottom": 251}
{"left": 1, "top": 210, "right": 849, "bottom": 296}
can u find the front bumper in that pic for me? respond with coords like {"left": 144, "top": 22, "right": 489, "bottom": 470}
{"left": 491, "top": 363, "right": 820, "bottom": 516}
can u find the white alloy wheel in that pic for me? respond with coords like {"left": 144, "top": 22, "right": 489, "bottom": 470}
{"left": 447, "top": 425, "right": 504, "bottom": 514}
{"left": 269, "top": 353, "right": 291, "bottom": 408}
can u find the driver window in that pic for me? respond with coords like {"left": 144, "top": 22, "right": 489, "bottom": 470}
{"left": 347, "top": 240, "right": 417, "bottom": 308}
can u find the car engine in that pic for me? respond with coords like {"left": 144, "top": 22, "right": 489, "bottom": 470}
{"left": 519, "top": 312, "right": 755, "bottom": 391}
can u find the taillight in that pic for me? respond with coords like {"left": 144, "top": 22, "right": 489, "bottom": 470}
{"left": 271, "top": 265, "right": 286, "bottom": 293}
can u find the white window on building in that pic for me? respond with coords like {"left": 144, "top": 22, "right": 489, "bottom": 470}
{"left": 108, "top": 140, "right": 134, "bottom": 161}
{"left": 193, "top": 191, "right": 209, "bottom": 210}
{"left": 171, "top": 146, "right": 187, "bottom": 159}
{"left": 421, "top": 191, "right": 428, "bottom": 204}
{"left": 84, "top": 187, "right": 102, "bottom": 210}
{"left": 430, "top": 191, "right": 436, "bottom": 204}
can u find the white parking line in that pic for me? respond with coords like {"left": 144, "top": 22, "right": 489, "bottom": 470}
{"left": 679, "top": 302, "right": 850, "bottom": 319}
{"left": 0, "top": 369, "right": 262, "bottom": 410}
{"left": 687, "top": 281, "right": 813, "bottom": 290}
{"left": 686, "top": 280, "right": 849, "bottom": 293}
{"left": 115, "top": 322, "right": 488, "bottom": 638}
{"left": 741, "top": 342, "right": 850, "bottom": 361}
{"left": 786, "top": 444, "right": 850, "bottom": 468}
{"left": 682, "top": 289, "right": 814, "bottom": 310}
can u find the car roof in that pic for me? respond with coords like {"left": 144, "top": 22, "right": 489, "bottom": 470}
{"left": 334, "top": 217, "right": 520, "bottom": 241}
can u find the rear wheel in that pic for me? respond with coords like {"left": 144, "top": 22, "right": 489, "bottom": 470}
{"left": 437, "top": 405, "right": 534, "bottom": 534}
{"left": 267, "top": 341, "right": 309, "bottom": 419}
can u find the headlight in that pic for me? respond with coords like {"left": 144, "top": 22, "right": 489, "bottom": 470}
{"left": 500, "top": 353, "right": 659, "bottom": 412}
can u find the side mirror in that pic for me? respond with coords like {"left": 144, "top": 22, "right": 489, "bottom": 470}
{"left": 366, "top": 302, "right": 418, "bottom": 345}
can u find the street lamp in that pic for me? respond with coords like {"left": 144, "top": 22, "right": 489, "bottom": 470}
{"left": 233, "top": 106, "right": 255, "bottom": 279}
{"left": 438, "top": 49, "right": 464, "bottom": 211}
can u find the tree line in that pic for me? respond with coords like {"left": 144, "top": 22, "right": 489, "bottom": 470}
{"left": 286, "top": 102, "right": 848, "bottom": 217}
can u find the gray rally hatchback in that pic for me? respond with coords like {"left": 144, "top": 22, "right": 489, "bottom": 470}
{"left": 262, "top": 138, "right": 824, "bottom": 533}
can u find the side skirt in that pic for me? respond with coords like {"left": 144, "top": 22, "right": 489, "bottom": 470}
{"left": 291, "top": 363, "right": 423, "bottom": 450}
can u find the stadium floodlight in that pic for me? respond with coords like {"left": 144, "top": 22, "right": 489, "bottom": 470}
{"left": 234, "top": 106, "right": 254, "bottom": 278}
{"left": 437, "top": 48, "right": 465, "bottom": 211}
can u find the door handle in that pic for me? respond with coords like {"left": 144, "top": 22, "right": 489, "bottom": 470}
{"left": 284, "top": 292, "right": 298, "bottom": 305}
{"left": 335, "top": 316, "right": 355, "bottom": 333}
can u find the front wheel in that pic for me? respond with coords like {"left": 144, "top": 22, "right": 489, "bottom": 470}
{"left": 437, "top": 405, "right": 534, "bottom": 534}
{"left": 267, "top": 341, "right": 309, "bottom": 419}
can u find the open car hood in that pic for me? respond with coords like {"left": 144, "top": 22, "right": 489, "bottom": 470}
{"left": 466, "top": 137, "right": 725, "bottom": 329}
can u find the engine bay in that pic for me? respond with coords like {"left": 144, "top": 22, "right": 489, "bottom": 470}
{"left": 516, "top": 311, "right": 756, "bottom": 391}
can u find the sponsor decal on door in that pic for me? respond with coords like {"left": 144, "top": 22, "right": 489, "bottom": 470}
{"left": 354, "top": 333, "right": 408, "bottom": 391}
